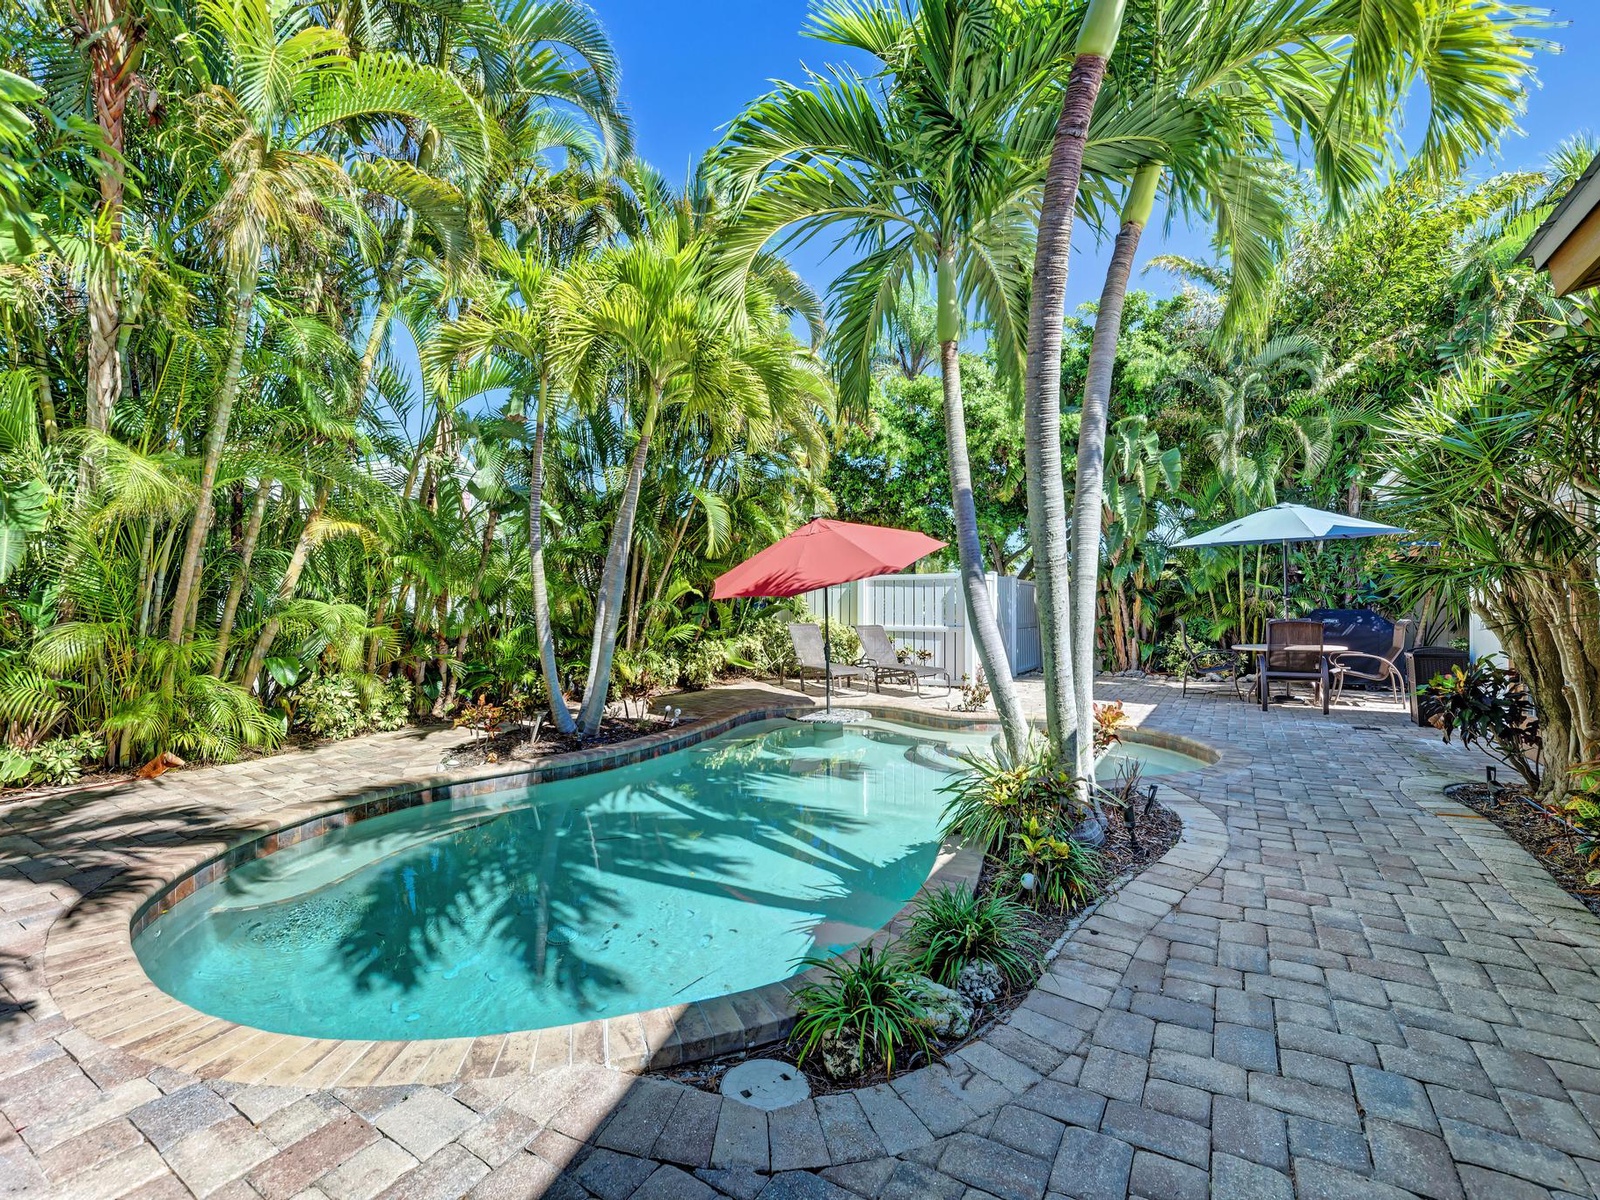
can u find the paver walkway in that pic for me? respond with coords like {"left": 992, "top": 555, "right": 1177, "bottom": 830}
{"left": 4, "top": 681, "right": 1600, "bottom": 1199}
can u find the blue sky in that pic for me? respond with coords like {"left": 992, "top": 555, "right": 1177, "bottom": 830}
{"left": 590, "top": 1, "right": 1596, "bottom": 318}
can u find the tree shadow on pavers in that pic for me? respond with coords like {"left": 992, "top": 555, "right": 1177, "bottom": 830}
{"left": 0, "top": 949, "right": 39, "bottom": 1024}
{"left": 0, "top": 784, "right": 264, "bottom": 1035}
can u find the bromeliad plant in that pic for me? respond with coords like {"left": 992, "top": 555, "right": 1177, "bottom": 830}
{"left": 790, "top": 945, "right": 931, "bottom": 1080}
{"left": 904, "top": 885, "right": 1039, "bottom": 989}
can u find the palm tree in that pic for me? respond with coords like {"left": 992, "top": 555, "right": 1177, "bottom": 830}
{"left": 162, "top": 0, "right": 492, "bottom": 650}
{"left": 717, "top": 0, "right": 1083, "bottom": 755}
{"left": 1021, "top": 0, "right": 1127, "bottom": 758}
{"left": 1025, "top": 0, "right": 1549, "bottom": 762}
{"left": 1062, "top": 0, "right": 1547, "bottom": 770}
{"left": 428, "top": 244, "right": 581, "bottom": 733}
{"left": 553, "top": 217, "right": 830, "bottom": 736}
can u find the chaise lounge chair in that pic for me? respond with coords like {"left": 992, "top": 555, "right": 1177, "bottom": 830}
{"left": 854, "top": 624, "right": 951, "bottom": 695}
{"left": 787, "top": 623, "right": 871, "bottom": 696}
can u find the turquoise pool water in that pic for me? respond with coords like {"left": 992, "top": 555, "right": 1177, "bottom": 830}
{"left": 134, "top": 717, "right": 1207, "bottom": 1041}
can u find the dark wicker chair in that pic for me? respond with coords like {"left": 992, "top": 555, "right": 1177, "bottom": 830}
{"left": 1175, "top": 618, "right": 1243, "bottom": 699}
{"left": 1259, "top": 618, "right": 1330, "bottom": 713}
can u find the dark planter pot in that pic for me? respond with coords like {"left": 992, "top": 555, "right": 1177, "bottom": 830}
{"left": 1408, "top": 647, "right": 1470, "bottom": 727}
{"left": 1073, "top": 812, "right": 1108, "bottom": 848}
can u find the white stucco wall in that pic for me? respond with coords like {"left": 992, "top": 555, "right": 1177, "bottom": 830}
{"left": 1469, "top": 608, "right": 1504, "bottom": 663}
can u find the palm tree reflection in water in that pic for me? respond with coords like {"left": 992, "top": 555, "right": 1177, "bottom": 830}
{"left": 141, "top": 720, "right": 970, "bottom": 1039}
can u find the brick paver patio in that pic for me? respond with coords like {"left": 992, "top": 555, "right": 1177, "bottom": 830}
{"left": 4, "top": 680, "right": 1599, "bottom": 1199}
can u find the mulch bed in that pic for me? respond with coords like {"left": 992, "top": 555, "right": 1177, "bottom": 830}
{"left": 440, "top": 715, "right": 669, "bottom": 769}
{"left": 664, "top": 798, "right": 1181, "bottom": 1097}
{"left": 1444, "top": 781, "right": 1600, "bottom": 918}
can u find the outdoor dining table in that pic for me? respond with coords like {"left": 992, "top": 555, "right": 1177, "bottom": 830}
{"left": 1232, "top": 642, "right": 1349, "bottom": 708}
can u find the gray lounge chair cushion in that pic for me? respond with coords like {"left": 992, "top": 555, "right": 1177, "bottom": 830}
{"left": 787, "top": 623, "right": 869, "bottom": 678}
{"left": 855, "top": 625, "right": 948, "bottom": 680}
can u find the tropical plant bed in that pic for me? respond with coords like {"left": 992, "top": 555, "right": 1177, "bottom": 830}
{"left": 661, "top": 797, "right": 1180, "bottom": 1096}
{"left": 439, "top": 715, "right": 672, "bottom": 768}
{"left": 1444, "top": 782, "right": 1600, "bottom": 918}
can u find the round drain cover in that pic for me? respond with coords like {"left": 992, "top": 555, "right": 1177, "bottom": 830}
{"left": 720, "top": 1059, "right": 811, "bottom": 1110}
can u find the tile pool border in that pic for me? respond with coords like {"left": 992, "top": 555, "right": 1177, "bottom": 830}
{"left": 42, "top": 704, "right": 1216, "bottom": 1088}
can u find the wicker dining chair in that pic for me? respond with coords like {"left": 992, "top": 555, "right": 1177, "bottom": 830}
{"left": 1332, "top": 618, "right": 1414, "bottom": 705}
{"left": 1259, "top": 618, "right": 1331, "bottom": 714}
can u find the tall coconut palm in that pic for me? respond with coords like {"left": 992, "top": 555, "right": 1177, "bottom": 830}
{"left": 162, "top": 0, "right": 492, "bottom": 649}
{"left": 716, "top": 0, "right": 1085, "bottom": 755}
{"left": 1053, "top": 0, "right": 1548, "bottom": 771}
{"left": 1021, "top": 0, "right": 1127, "bottom": 759}
{"left": 346, "top": 0, "right": 633, "bottom": 427}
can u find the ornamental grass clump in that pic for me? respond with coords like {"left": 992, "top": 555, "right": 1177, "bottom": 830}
{"left": 791, "top": 945, "right": 931, "bottom": 1080}
{"left": 905, "top": 885, "right": 1039, "bottom": 988}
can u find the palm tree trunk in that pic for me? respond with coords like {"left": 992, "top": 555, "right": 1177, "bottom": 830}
{"left": 445, "top": 507, "right": 499, "bottom": 708}
{"left": 367, "top": 590, "right": 391, "bottom": 674}
{"left": 169, "top": 264, "right": 259, "bottom": 645}
{"left": 80, "top": 0, "right": 136, "bottom": 486}
{"left": 1021, "top": 0, "right": 1126, "bottom": 758}
{"left": 30, "top": 329, "right": 56, "bottom": 443}
{"left": 213, "top": 480, "right": 271, "bottom": 674}
{"left": 529, "top": 405, "right": 576, "bottom": 734}
{"left": 1069, "top": 163, "right": 1158, "bottom": 777}
{"left": 937, "top": 255, "right": 1028, "bottom": 755}
{"left": 238, "top": 481, "right": 328, "bottom": 687}
{"left": 578, "top": 398, "right": 657, "bottom": 736}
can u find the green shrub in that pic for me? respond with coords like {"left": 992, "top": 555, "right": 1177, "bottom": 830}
{"left": 820, "top": 620, "right": 863, "bottom": 665}
{"left": 1003, "top": 816, "right": 1105, "bottom": 910}
{"left": 0, "top": 732, "right": 106, "bottom": 787}
{"left": 370, "top": 677, "right": 412, "bottom": 731}
{"left": 0, "top": 746, "right": 29, "bottom": 785}
{"left": 295, "top": 673, "right": 412, "bottom": 741}
{"left": 296, "top": 674, "right": 366, "bottom": 740}
{"left": 736, "top": 602, "right": 808, "bottom": 680}
{"left": 1421, "top": 658, "right": 1541, "bottom": 787}
{"left": 939, "top": 739, "right": 1083, "bottom": 854}
{"left": 1563, "top": 761, "right": 1600, "bottom": 888}
{"left": 905, "top": 885, "right": 1038, "bottom": 988}
{"left": 792, "top": 945, "right": 931, "bottom": 1080}
{"left": 678, "top": 641, "right": 726, "bottom": 690}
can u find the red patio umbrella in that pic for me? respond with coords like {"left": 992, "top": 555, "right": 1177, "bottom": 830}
{"left": 713, "top": 518, "right": 946, "bottom": 712}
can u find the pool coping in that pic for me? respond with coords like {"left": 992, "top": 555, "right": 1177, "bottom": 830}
{"left": 40, "top": 704, "right": 1216, "bottom": 1089}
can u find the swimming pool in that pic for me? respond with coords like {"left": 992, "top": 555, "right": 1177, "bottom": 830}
{"left": 133, "top": 716, "right": 1208, "bottom": 1042}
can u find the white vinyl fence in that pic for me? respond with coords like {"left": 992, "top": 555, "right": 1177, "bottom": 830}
{"left": 801, "top": 572, "right": 1041, "bottom": 682}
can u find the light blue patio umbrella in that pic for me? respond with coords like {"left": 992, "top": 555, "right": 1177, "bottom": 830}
{"left": 1172, "top": 503, "right": 1407, "bottom": 611}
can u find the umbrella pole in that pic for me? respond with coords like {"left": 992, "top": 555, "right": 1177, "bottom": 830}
{"left": 824, "top": 586, "right": 833, "bottom": 715}
{"left": 1282, "top": 540, "right": 1290, "bottom": 616}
